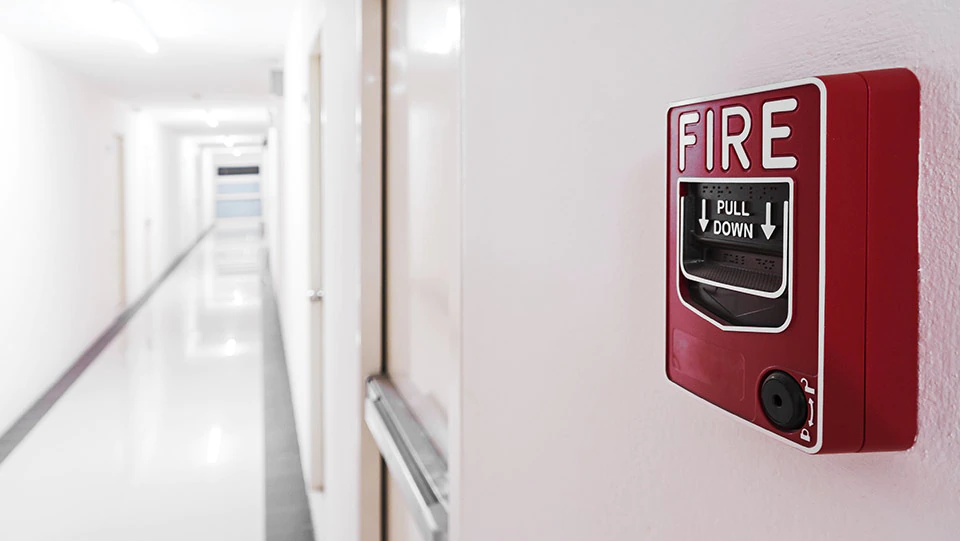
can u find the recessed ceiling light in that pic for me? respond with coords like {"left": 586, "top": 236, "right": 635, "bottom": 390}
{"left": 206, "top": 110, "right": 220, "bottom": 128}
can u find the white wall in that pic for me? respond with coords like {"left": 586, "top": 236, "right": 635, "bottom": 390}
{"left": 120, "top": 119, "right": 215, "bottom": 302}
{"left": 201, "top": 147, "right": 217, "bottom": 228}
{"left": 459, "top": 1, "right": 960, "bottom": 540}
{"left": 123, "top": 114, "right": 172, "bottom": 300}
{"left": 263, "top": 126, "right": 282, "bottom": 278}
{"left": 178, "top": 139, "right": 202, "bottom": 245}
{"left": 0, "top": 33, "right": 212, "bottom": 435}
{"left": 211, "top": 148, "right": 264, "bottom": 169}
{"left": 277, "top": 0, "right": 319, "bottom": 484}
{"left": 273, "top": 2, "right": 380, "bottom": 541}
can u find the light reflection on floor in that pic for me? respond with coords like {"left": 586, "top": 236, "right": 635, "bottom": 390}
{"left": 0, "top": 220, "right": 267, "bottom": 540}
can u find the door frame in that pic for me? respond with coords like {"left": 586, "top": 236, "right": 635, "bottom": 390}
{"left": 359, "top": 0, "right": 386, "bottom": 540}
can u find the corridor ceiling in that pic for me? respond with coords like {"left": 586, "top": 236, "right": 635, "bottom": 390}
{"left": 0, "top": 0, "right": 295, "bottom": 113}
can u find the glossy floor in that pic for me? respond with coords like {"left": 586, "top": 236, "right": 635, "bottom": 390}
{"left": 0, "top": 222, "right": 305, "bottom": 540}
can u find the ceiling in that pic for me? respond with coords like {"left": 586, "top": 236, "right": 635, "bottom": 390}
{"left": 147, "top": 106, "right": 273, "bottom": 134}
{"left": 0, "top": 0, "right": 295, "bottom": 122}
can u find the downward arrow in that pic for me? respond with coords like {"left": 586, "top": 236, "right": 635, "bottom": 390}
{"left": 761, "top": 201, "right": 777, "bottom": 240}
{"left": 807, "top": 398, "right": 815, "bottom": 427}
{"left": 698, "top": 199, "right": 709, "bottom": 232}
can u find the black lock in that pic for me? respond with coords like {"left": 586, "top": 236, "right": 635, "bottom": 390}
{"left": 760, "top": 370, "right": 807, "bottom": 431}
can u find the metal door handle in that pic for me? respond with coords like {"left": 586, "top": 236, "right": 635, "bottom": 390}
{"left": 365, "top": 376, "right": 448, "bottom": 541}
{"left": 306, "top": 289, "right": 324, "bottom": 302}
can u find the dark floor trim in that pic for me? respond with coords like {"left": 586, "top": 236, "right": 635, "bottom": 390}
{"left": 261, "top": 252, "right": 315, "bottom": 541}
{"left": 0, "top": 225, "right": 215, "bottom": 466}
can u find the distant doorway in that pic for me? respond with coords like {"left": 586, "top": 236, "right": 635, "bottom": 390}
{"left": 114, "top": 134, "right": 127, "bottom": 311}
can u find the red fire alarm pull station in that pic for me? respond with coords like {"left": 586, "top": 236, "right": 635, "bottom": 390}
{"left": 665, "top": 69, "right": 920, "bottom": 453}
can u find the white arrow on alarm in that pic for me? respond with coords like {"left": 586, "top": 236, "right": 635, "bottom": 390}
{"left": 761, "top": 201, "right": 777, "bottom": 240}
{"left": 807, "top": 398, "right": 815, "bottom": 427}
{"left": 699, "top": 199, "right": 709, "bottom": 232}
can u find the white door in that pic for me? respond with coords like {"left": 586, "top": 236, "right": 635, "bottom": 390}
{"left": 308, "top": 48, "right": 326, "bottom": 490}
{"left": 384, "top": 0, "right": 462, "bottom": 538}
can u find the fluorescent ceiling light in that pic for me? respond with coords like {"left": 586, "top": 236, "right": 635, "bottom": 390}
{"left": 224, "top": 338, "right": 237, "bottom": 356}
{"left": 111, "top": 0, "right": 159, "bottom": 54}
{"left": 206, "top": 110, "right": 220, "bottom": 128}
{"left": 206, "top": 426, "right": 222, "bottom": 464}
{"left": 232, "top": 149, "right": 242, "bottom": 157}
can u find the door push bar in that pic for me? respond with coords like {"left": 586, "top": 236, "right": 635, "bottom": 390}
{"left": 364, "top": 375, "right": 449, "bottom": 541}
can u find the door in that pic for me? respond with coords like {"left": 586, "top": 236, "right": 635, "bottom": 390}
{"left": 114, "top": 134, "right": 127, "bottom": 311}
{"left": 384, "top": 0, "right": 462, "bottom": 539}
{"left": 307, "top": 46, "right": 326, "bottom": 490}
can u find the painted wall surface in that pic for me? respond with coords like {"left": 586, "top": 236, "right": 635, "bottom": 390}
{"left": 201, "top": 148, "right": 217, "bottom": 229}
{"left": 459, "top": 1, "right": 960, "bottom": 540}
{"left": 263, "top": 126, "right": 282, "bottom": 279}
{"left": 277, "top": 0, "right": 318, "bottom": 485}
{"left": 275, "top": 2, "right": 377, "bottom": 541}
{"left": 118, "top": 123, "right": 214, "bottom": 303}
{"left": 0, "top": 33, "right": 212, "bottom": 435}
{"left": 123, "top": 114, "right": 177, "bottom": 300}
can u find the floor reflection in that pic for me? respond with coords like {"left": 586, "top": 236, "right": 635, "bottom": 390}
{"left": 0, "top": 219, "right": 268, "bottom": 540}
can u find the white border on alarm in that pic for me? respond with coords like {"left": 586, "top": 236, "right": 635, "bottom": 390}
{"left": 667, "top": 77, "right": 826, "bottom": 454}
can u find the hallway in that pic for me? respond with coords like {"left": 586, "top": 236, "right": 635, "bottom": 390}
{"left": 0, "top": 222, "right": 310, "bottom": 540}
{"left": 2, "top": 1, "right": 960, "bottom": 540}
